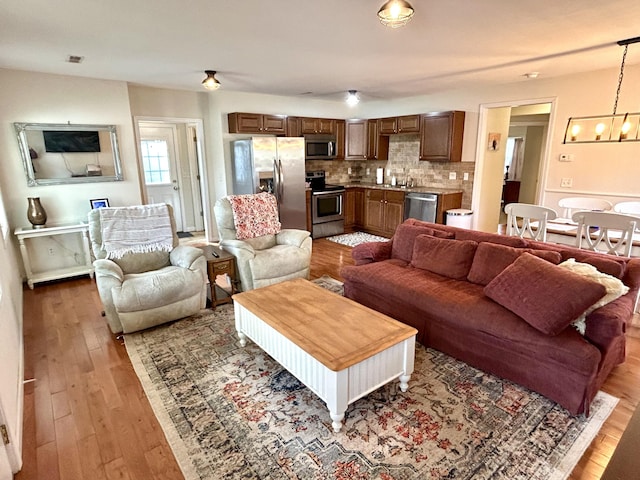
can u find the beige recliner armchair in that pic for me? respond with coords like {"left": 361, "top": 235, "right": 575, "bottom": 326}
{"left": 88, "top": 204, "right": 207, "bottom": 334}
{"left": 214, "top": 195, "right": 312, "bottom": 291}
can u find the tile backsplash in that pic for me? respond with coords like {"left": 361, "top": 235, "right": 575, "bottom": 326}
{"left": 305, "top": 135, "right": 475, "bottom": 209}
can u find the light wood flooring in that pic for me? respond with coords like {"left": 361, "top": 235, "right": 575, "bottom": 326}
{"left": 15, "top": 238, "right": 640, "bottom": 479}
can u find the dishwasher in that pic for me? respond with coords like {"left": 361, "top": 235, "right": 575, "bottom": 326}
{"left": 404, "top": 192, "right": 438, "bottom": 223}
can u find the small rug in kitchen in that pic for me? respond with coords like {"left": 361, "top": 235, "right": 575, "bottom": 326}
{"left": 124, "top": 280, "right": 617, "bottom": 480}
{"left": 326, "top": 231, "right": 389, "bottom": 247}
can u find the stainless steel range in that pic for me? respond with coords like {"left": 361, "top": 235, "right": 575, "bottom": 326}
{"left": 306, "top": 171, "right": 345, "bottom": 238}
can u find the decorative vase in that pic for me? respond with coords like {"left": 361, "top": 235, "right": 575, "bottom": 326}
{"left": 27, "top": 197, "right": 47, "bottom": 228}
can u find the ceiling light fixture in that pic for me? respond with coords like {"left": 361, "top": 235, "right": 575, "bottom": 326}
{"left": 564, "top": 36, "right": 640, "bottom": 143}
{"left": 202, "top": 70, "right": 221, "bottom": 91}
{"left": 346, "top": 90, "right": 360, "bottom": 106}
{"left": 377, "top": 0, "right": 414, "bottom": 28}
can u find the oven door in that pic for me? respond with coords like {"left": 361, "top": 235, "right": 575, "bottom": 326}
{"left": 312, "top": 190, "right": 344, "bottom": 223}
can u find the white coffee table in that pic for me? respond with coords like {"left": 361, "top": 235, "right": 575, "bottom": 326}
{"left": 232, "top": 278, "right": 417, "bottom": 433}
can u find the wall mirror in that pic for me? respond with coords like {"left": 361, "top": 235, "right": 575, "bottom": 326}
{"left": 14, "top": 122, "right": 123, "bottom": 186}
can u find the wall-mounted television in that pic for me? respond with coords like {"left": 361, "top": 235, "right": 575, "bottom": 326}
{"left": 43, "top": 130, "right": 101, "bottom": 153}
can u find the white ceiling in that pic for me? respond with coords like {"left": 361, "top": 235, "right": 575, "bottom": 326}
{"left": 1, "top": 0, "right": 639, "bottom": 102}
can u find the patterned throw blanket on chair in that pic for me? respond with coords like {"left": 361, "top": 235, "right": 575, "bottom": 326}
{"left": 99, "top": 204, "right": 174, "bottom": 259}
{"left": 227, "top": 192, "right": 281, "bottom": 239}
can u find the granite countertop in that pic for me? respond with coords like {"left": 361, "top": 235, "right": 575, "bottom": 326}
{"left": 338, "top": 182, "right": 464, "bottom": 195}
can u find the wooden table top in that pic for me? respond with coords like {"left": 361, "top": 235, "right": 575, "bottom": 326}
{"left": 232, "top": 278, "right": 417, "bottom": 371}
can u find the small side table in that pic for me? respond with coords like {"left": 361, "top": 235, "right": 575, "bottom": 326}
{"left": 199, "top": 245, "right": 238, "bottom": 308}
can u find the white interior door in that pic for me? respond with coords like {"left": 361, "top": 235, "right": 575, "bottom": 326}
{"left": 139, "top": 125, "right": 184, "bottom": 230}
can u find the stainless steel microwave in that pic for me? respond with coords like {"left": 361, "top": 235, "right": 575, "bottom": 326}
{"left": 305, "top": 135, "right": 336, "bottom": 160}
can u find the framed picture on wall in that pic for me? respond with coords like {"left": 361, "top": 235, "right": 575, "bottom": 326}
{"left": 488, "top": 132, "right": 501, "bottom": 151}
{"left": 90, "top": 198, "right": 110, "bottom": 209}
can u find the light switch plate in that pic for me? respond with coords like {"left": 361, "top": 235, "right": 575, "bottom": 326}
{"left": 449, "top": 172, "right": 457, "bottom": 180}
{"left": 463, "top": 172, "right": 469, "bottom": 181}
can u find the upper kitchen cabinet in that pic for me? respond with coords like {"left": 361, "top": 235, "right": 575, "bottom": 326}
{"left": 345, "top": 119, "right": 368, "bottom": 160}
{"left": 300, "top": 117, "right": 336, "bottom": 135}
{"left": 286, "top": 116, "right": 301, "bottom": 137}
{"left": 335, "top": 119, "right": 345, "bottom": 160}
{"left": 367, "top": 119, "right": 389, "bottom": 161}
{"left": 345, "top": 119, "right": 389, "bottom": 160}
{"left": 419, "top": 111, "right": 465, "bottom": 162}
{"left": 228, "top": 112, "right": 287, "bottom": 135}
{"left": 379, "top": 115, "right": 421, "bottom": 135}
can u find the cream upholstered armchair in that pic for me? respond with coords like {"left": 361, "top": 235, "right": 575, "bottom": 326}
{"left": 214, "top": 193, "right": 312, "bottom": 291}
{"left": 88, "top": 204, "right": 207, "bottom": 334}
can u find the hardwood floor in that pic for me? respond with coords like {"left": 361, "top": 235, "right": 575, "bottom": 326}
{"left": 15, "top": 238, "right": 640, "bottom": 479}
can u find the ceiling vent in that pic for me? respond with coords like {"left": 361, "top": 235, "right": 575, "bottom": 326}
{"left": 66, "top": 55, "right": 84, "bottom": 64}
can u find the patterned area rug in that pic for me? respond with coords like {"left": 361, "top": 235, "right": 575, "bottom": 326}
{"left": 124, "top": 280, "right": 617, "bottom": 480}
{"left": 326, "top": 232, "right": 389, "bottom": 247}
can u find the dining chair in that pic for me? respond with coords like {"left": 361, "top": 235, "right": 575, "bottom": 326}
{"left": 558, "top": 197, "right": 613, "bottom": 218}
{"left": 571, "top": 211, "right": 637, "bottom": 257}
{"left": 613, "top": 201, "right": 640, "bottom": 217}
{"left": 504, "top": 203, "right": 558, "bottom": 242}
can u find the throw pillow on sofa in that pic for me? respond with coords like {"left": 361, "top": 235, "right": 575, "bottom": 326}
{"left": 559, "top": 258, "right": 630, "bottom": 334}
{"left": 392, "top": 223, "right": 455, "bottom": 263}
{"left": 467, "top": 242, "right": 562, "bottom": 286}
{"left": 411, "top": 235, "right": 478, "bottom": 280}
{"left": 484, "top": 252, "right": 607, "bottom": 336}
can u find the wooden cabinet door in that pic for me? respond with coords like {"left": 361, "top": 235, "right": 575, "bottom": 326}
{"left": 383, "top": 191, "right": 405, "bottom": 234}
{"left": 318, "top": 118, "right": 336, "bottom": 134}
{"left": 300, "top": 117, "right": 318, "bottom": 134}
{"left": 344, "top": 189, "right": 356, "bottom": 229}
{"left": 420, "top": 111, "right": 465, "bottom": 162}
{"left": 367, "top": 119, "right": 389, "bottom": 160}
{"left": 345, "top": 120, "right": 368, "bottom": 159}
{"left": 335, "top": 120, "right": 345, "bottom": 160}
{"left": 379, "top": 117, "right": 397, "bottom": 135}
{"left": 286, "top": 116, "right": 301, "bottom": 137}
{"left": 397, "top": 115, "right": 420, "bottom": 133}
{"left": 364, "top": 189, "right": 385, "bottom": 231}
{"left": 354, "top": 188, "right": 364, "bottom": 228}
{"left": 228, "top": 112, "right": 262, "bottom": 133}
{"left": 262, "top": 115, "right": 286, "bottom": 134}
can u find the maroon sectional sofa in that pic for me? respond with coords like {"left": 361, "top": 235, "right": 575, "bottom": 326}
{"left": 341, "top": 219, "right": 640, "bottom": 415}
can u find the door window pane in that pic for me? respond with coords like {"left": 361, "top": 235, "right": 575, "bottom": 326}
{"left": 141, "top": 140, "right": 171, "bottom": 185}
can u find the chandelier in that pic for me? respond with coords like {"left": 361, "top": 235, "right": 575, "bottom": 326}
{"left": 563, "top": 36, "right": 640, "bottom": 143}
{"left": 377, "top": 0, "right": 414, "bottom": 28}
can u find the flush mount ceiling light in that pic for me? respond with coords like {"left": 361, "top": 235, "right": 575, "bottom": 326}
{"left": 202, "top": 70, "right": 221, "bottom": 91}
{"left": 377, "top": 0, "right": 414, "bottom": 28}
{"left": 564, "top": 36, "right": 640, "bottom": 143}
{"left": 346, "top": 90, "right": 360, "bottom": 106}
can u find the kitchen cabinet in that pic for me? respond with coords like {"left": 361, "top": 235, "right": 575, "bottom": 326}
{"left": 335, "top": 119, "right": 345, "bottom": 160}
{"left": 379, "top": 115, "right": 421, "bottom": 135}
{"left": 364, "top": 189, "right": 405, "bottom": 237}
{"left": 367, "top": 119, "right": 389, "bottom": 160}
{"left": 300, "top": 117, "right": 336, "bottom": 134}
{"left": 228, "top": 112, "right": 287, "bottom": 135}
{"left": 286, "top": 116, "right": 301, "bottom": 137}
{"left": 345, "top": 120, "right": 368, "bottom": 159}
{"left": 344, "top": 187, "right": 364, "bottom": 232}
{"left": 419, "top": 111, "right": 465, "bottom": 162}
{"left": 436, "top": 191, "right": 463, "bottom": 224}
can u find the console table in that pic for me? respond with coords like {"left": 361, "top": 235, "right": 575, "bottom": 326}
{"left": 14, "top": 222, "right": 94, "bottom": 289}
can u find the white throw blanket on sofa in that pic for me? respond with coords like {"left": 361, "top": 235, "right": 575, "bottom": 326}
{"left": 99, "top": 204, "right": 174, "bottom": 259}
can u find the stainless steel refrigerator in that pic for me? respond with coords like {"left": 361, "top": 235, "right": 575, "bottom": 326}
{"left": 231, "top": 137, "right": 307, "bottom": 230}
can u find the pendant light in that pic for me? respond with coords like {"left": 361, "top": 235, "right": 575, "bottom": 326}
{"left": 202, "top": 70, "right": 221, "bottom": 90}
{"left": 563, "top": 37, "right": 640, "bottom": 143}
{"left": 377, "top": 0, "right": 414, "bottom": 28}
{"left": 346, "top": 90, "right": 360, "bottom": 106}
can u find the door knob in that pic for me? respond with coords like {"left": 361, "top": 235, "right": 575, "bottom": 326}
{"left": 173, "top": 186, "right": 179, "bottom": 190}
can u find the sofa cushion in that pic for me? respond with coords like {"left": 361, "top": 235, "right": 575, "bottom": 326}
{"left": 484, "top": 253, "right": 607, "bottom": 336}
{"left": 467, "top": 242, "right": 562, "bottom": 286}
{"left": 391, "top": 223, "right": 455, "bottom": 262}
{"left": 411, "top": 235, "right": 478, "bottom": 280}
{"left": 454, "top": 229, "right": 528, "bottom": 248}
